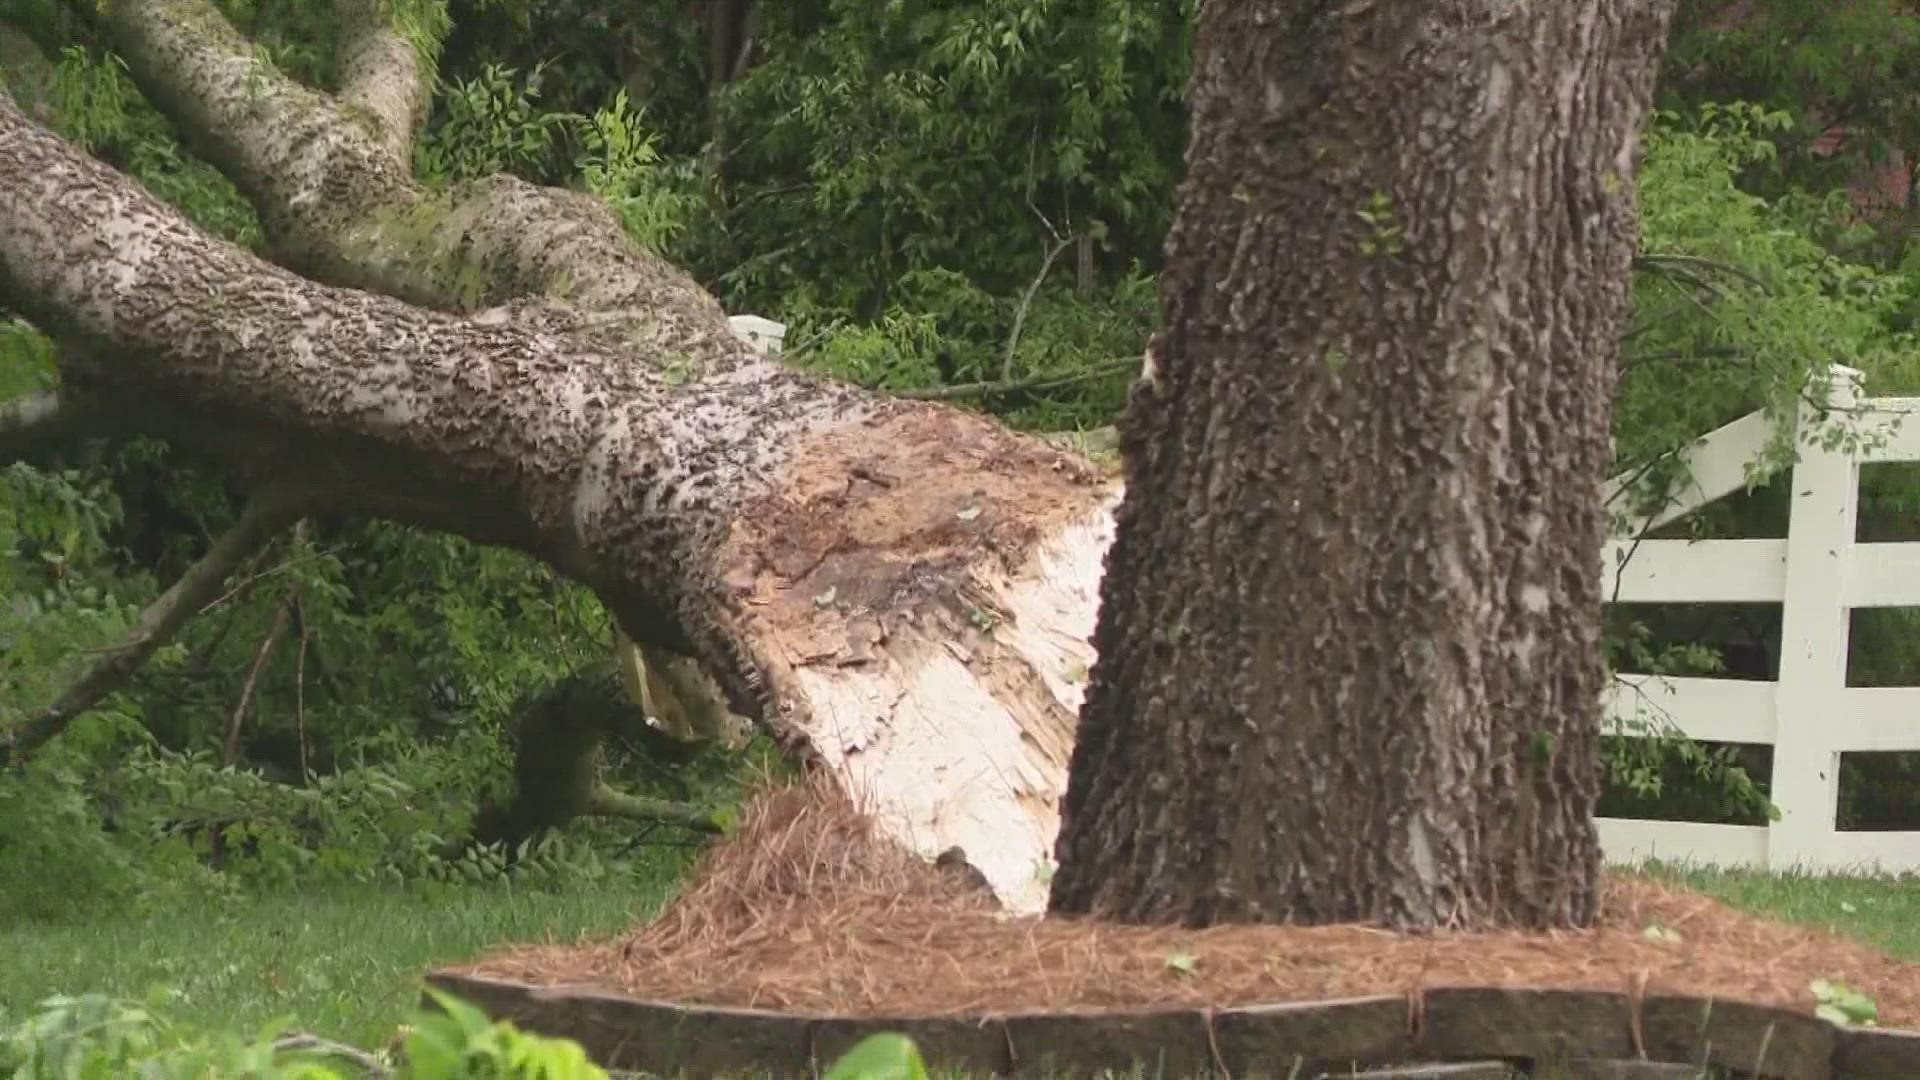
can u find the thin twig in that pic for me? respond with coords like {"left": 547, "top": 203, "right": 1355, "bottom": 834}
{"left": 1620, "top": 302, "right": 1702, "bottom": 344}
{"left": 587, "top": 783, "right": 727, "bottom": 833}
{"left": 224, "top": 599, "right": 292, "bottom": 766}
{"left": 1604, "top": 451, "right": 1679, "bottom": 511}
{"left": 273, "top": 1031, "right": 391, "bottom": 1077}
{"left": 221, "top": 518, "right": 308, "bottom": 769}
{"left": 198, "top": 544, "right": 339, "bottom": 615}
{"left": 185, "top": 603, "right": 244, "bottom": 676}
{"left": 1640, "top": 261, "right": 1732, "bottom": 308}
{"left": 1000, "top": 163, "right": 1076, "bottom": 381}
{"left": 1633, "top": 251, "right": 1769, "bottom": 291}
{"left": 1001, "top": 233, "right": 1075, "bottom": 381}
{"left": 900, "top": 356, "right": 1138, "bottom": 401}
{"left": 1620, "top": 344, "right": 1745, "bottom": 373}
{"left": 293, "top": 595, "right": 310, "bottom": 780}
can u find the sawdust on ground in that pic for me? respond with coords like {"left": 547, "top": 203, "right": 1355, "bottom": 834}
{"left": 447, "top": 775, "right": 1920, "bottom": 1026}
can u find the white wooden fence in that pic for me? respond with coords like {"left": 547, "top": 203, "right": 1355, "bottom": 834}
{"left": 1598, "top": 364, "right": 1920, "bottom": 874}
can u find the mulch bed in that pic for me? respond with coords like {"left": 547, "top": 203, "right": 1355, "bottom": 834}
{"left": 444, "top": 775, "right": 1920, "bottom": 1028}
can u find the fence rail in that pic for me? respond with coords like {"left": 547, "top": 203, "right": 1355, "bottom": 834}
{"left": 1598, "top": 364, "right": 1920, "bottom": 874}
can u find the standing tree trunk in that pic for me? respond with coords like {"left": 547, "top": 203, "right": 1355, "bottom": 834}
{"left": 1048, "top": 1, "right": 1678, "bottom": 932}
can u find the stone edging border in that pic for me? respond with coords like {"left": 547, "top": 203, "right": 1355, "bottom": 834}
{"left": 424, "top": 971, "right": 1920, "bottom": 1078}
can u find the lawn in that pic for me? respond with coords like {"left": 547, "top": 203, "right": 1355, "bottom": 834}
{"left": 0, "top": 861, "right": 686, "bottom": 1048}
{"left": 1647, "top": 862, "right": 1920, "bottom": 960}
{"left": 4, "top": 859, "right": 1917, "bottom": 1061}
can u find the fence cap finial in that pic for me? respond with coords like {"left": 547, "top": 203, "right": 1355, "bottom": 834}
{"left": 728, "top": 314, "right": 788, "bottom": 356}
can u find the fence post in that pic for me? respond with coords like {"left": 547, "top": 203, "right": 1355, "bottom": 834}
{"left": 1766, "top": 364, "right": 1864, "bottom": 868}
{"left": 727, "top": 314, "right": 787, "bottom": 356}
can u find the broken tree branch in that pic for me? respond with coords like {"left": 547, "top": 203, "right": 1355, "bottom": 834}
{"left": 1, "top": 488, "right": 311, "bottom": 767}
{"left": 587, "top": 783, "right": 727, "bottom": 834}
{"left": 98, "top": 0, "right": 414, "bottom": 225}
{"left": 91, "top": 0, "right": 748, "bottom": 366}
{"left": 332, "top": 0, "right": 434, "bottom": 162}
{"left": 2, "top": 85, "right": 798, "bottom": 727}
{"left": 1, "top": 69, "right": 1119, "bottom": 912}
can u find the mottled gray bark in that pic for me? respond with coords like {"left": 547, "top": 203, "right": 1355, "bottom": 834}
{"left": 0, "top": 87, "right": 826, "bottom": 721}
{"left": 1048, "top": 0, "right": 1678, "bottom": 932}
{"left": 22, "top": 0, "right": 794, "bottom": 754}
{"left": 332, "top": 0, "right": 433, "bottom": 161}
{"left": 0, "top": 24, "right": 57, "bottom": 122}
{"left": 97, "top": 0, "right": 744, "bottom": 367}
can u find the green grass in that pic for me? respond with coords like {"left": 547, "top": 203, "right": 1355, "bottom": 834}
{"left": 7, "top": 858, "right": 1919, "bottom": 1072}
{"left": 1639, "top": 862, "right": 1920, "bottom": 960}
{"left": 0, "top": 865, "right": 685, "bottom": 1048}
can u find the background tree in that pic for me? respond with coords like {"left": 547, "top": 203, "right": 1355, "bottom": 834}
{"left": 1048, "top": 0, "right": 1681, "bottom": 931}
{"left": 1606, "top": 0, "right": 1920, "bottom": 832}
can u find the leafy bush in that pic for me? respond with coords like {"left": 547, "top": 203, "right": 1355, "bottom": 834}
{"left": 0, "top": 989, "right": 928, "bottom": 1079}
{"left": 0, "top": 988, "right": 606, "bottom": 1078}
{"left": 1592, "top": 95, "right": 1920, "bottom": 829}
{"left": 2, "top": 310, "right": 747, "bottom": 920}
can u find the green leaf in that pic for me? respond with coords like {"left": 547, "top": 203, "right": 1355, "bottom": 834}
{"left": 823, "top": 1032, "right": 929, "bottom": 1080}
{"left": 1816, "top": 1002, "right": 1853, "bottom": 1026}
{"left": 1810, "top": 978, "right": 1878, "bottom": 1026}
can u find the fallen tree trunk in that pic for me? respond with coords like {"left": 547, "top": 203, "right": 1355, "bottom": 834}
{"left": 0, "top": 0, "right": 1124, "bottom": 912}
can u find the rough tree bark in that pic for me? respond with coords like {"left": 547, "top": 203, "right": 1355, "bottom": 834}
{"left": 1048, "top": 1, "right": 1679, "bottom": 931}
{"left": 0, "top": 0, "right": 1116, "bottom": 913}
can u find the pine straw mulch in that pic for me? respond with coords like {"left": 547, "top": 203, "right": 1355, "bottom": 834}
{"left": 447, "top": 776, "right": 1920, "bottom": 1027}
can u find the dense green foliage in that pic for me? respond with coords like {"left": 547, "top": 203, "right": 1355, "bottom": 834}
{"left": 1, "top": 988, "right": 608, "bottom": 1078}
{"left": 0, "top": 985, "right": 923, "bottom": 1077}
{"left": 1598, "top": 1, "right": 1920, "bottom": 826}
{"left": 9, "top": 1, "right": 1920, "bottom": 1055}
{"left": 0, "top": 0, "right": 1202, "bottom": 932}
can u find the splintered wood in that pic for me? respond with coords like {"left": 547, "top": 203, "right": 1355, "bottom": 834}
{"left": 720, "top": 405, "right": 1120, "bottom": 912}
